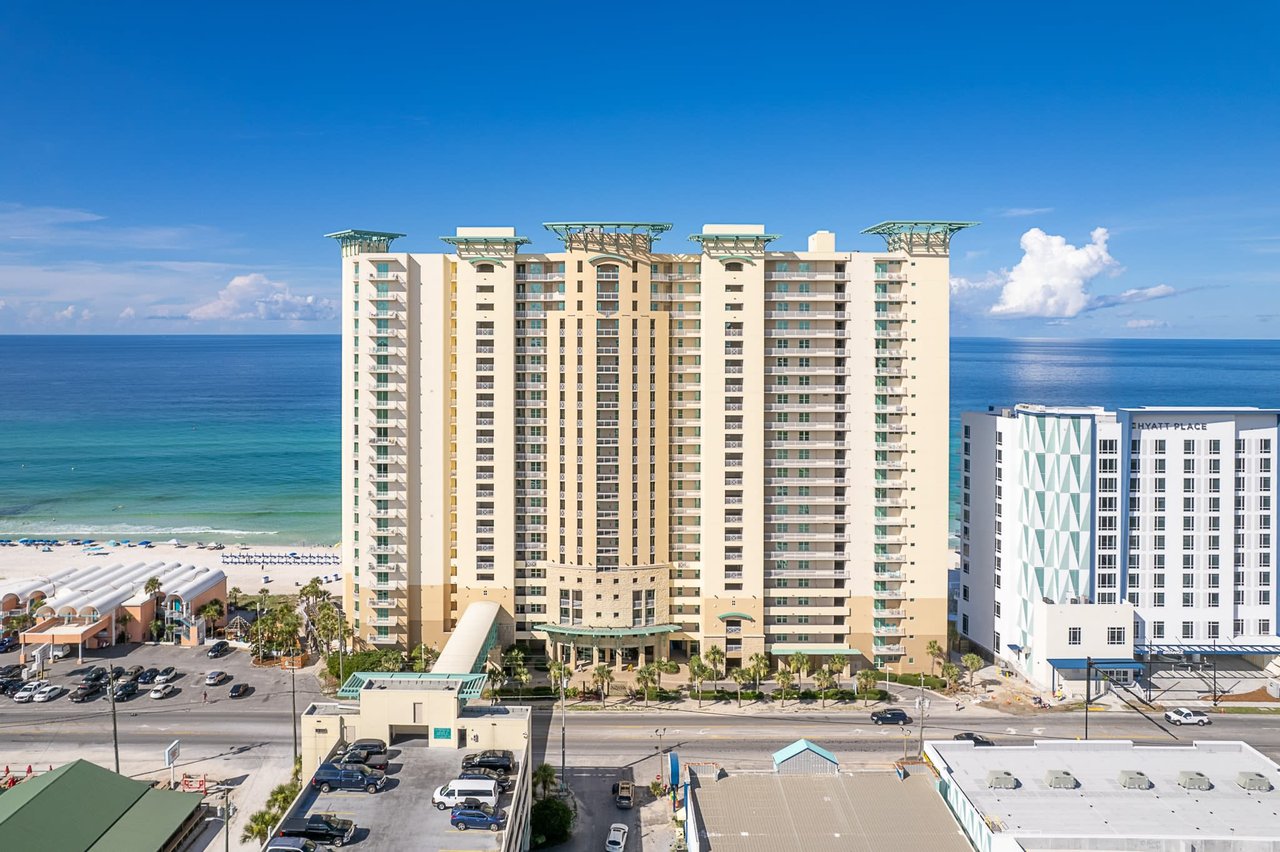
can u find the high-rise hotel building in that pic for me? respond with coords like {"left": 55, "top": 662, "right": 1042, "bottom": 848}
{"left": 327, "top": 220, "right": 973, "bottom": 673}
{"left": 959, "top": 405, "right": 1280, "bottom": 688}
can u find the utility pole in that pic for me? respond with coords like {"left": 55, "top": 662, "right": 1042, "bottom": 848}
{"left": 916, "top": 679, "right": 929, "bottom": 755}
{"left": 1212, "top": 636, "right": 1218, "bottom": 708}
{"left": 290, "top": 661, "right": 298, "bottom": 766}
{"left": 108, "top": 677, "right": 120, "bottom": 773}
{"left": 1084, "top": 656, "right": 1092, "bottom": 741}
{"left": 558, "top": 664, "right": 569, "bottom": 794}
{"left": 655, "top": 727, "right": 667, "bottom": 786}
{"left": 223, "top": 787, "right": 231, "bottom": 852}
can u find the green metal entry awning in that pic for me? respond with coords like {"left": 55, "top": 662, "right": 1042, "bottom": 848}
{"left": 533, "top": 623, "right": 681, "bottom": 639}
{"left": 717, "top": 611, "right": 755, "bottom": 622}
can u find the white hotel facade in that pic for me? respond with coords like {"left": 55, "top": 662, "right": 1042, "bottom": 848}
{"left": 959, "top": 404, "right": 1280, "bottom": 691}
{"left": 327, "top": 220, "right": 973, "bottom": 674}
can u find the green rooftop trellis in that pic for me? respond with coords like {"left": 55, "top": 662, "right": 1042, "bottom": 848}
{"left": 860, "top": 221, "right": 979, "bottom": 253}
{"left": 324, "top": 229, "right": 406, "bottom": 256}
{"left": 543, "top": 222, "right": 673, "bottom": 252}
{"left": 688, "top": 232, "right": 781, "bottom": 249}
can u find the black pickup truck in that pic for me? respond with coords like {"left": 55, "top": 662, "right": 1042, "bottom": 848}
{"left": 275, "top": 813, "right": 356, "bottom": 847}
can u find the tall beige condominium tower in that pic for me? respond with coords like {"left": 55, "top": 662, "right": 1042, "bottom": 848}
{"left": 327, "top": 220, "right": 973, "bottom": 674}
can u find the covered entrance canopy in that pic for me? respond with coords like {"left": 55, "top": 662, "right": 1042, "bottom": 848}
{"left": 1047, "top": 657, "right": 1146, "bottom": 671}
{"left": 21, "top": 616, "right": 112, "bottom": 663}
{"left": 534, "top": 623, "right": 681, "bottom": 669}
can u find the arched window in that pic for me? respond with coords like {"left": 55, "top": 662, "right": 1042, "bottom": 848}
{"left": 724, "top": 261, "right": 744, "bottom": 272}
{"left": 476, "top": 263, "right": 495, "bottom": 273}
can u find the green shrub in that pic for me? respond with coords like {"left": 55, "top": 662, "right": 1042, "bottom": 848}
{"left": 530, "top": 797, "right": 575, "bottom": 848}
{"left": 878, "top": 671, "right": 946, "bottom": 690}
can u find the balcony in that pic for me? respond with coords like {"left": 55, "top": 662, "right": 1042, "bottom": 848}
{"left": 370, "top": 545, "right": 400, "bottom": 555}
{"left": 367, "top": 616, "right": 401, "bottom": 628}
{"left": 874, "top": 271, "right": 908, "bottom": 281}
{"left": 765, "top": 439, "right": 847, "bottom": 449}
{"left": 369, "top": 507, "right": 403, "bottom": 519}
{"left": 874, "top": 608, "right": 905, "bottom": 618}
{"left": 765, "top": 366, "right": 848, "bottom": 375}
{"left": 765, "top": 403, "right": 849, "bottom": 412}
{"left": 767, "top": 291, "right": 848, "bottom": 302}
{"left": 368, "top": 342, "right": 402, "bottom": 355}
{"left": 368, "top": 576, "right": 407, "bottom": 592}
{"left": 873, "top": 643, "right": 906, "bottom": 655}
{"left": 874, "top": 625, "right": 907, "bottom": 636}
{"left": 651, "top": 272, "right": 701, "bottom": 282}
{"left": 367, "top": 271, "right": 404, "bottom": 282}
{"left": 875, "top": 292, "right": 908, "bottom": 303}
{"left": 875, "top": 570, "right": 906, "bottom": 580}
{"left": 765, "top": 272, "right": 849, "bottom": 281}
{"left": 767, "top": 384, "right": 844, "bottom": 395}
{"left": 875, "top": 405, "right": 908, "bottom": 414}
{"left": 768, "top": 327, "right": 843, "bottom": 338}
{"left": 766, "top": 310, "right": 847, "bottom": 321}
{"left": 368, "top": 307, "right": 400, "bottom": 319}
{"left": 766, "top": 566, "right": 848, "bottom": 579}
{"left": 368, "top": 471, "right": 402, "bottom": 484}
{"left": 873, "top": 330, "right": 908, "bottom": 340}
{"left": 515, "top": 271, "right": 567, "bottom": 281}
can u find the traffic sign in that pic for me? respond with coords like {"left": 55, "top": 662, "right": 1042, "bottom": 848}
{"left": 164, "top": 739, "right": 181, "bottom": 768}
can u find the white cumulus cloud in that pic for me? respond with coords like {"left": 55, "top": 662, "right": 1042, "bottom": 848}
{"left": 118, "top": 307, "right": 136, "bottom": 320}
{"left": 55, "top": 304, "right": 77, "bottom": 320}
{"left": 188, "top": 273, "right": 338, "bottom": 322}
{"left": 990, "top": 227, "right": 1119, "bottom": 318}
{"left": 1126, "top": 318, "right": 1169, "bottom": 329}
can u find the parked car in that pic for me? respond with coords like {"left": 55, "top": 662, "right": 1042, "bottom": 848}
{"left": 137, "top": 667, "right": 160, "bottom": 685}
{"left": 113, "top": 681, "right": 139, "bottom": 701}
{"left": 13, "top": 680, "right": 48, "bottom": 703}
{"left": 871, "top": 708, "right": 912, "bottom": 725}
{"left": 459, "top": 766, "right": 512, "bottom": 791}
{"left": 0, "top": 636, "right": 17, "bottom": 653}
{"left": 109, "top": 666, "right": 126, "bottom": 683}
{"left": 450, "top": 803, "right": 507, "bottom": 832}
{"left": 1165, "top": 707, "right": 1211, "bottom": 726}
{"left": 205, "top": 671, "right": 228, "bottom": 686}
{"left": 207, "top": 640, "right": 230, "bottom": 658}
{"left": 0, "top": 663, "right": 23, "bottom": 678}
{"left": 80, "top": 666, "right": 108, "bottom": 686}
{"left": 276, "top": 813, "right": 356, "bottom": 847}
{"left": 953, "top": 732, "right": 995, "bottom": 746}
{"left": 32, "top": 684, "right": 63, "bottom": 703}
{"left": 461, "top": 749, "right": 515, "bottom": 775}
{"left": 264, "top": 839, "right": 322, "bottom": 852}
{"left": 612, "top": 780, "right": 634, "bottom": 808}
{"left": 50, "top": 644, "right": 73, "bottom": 660}
{"left": 149, "top": 683, "right": 176, "bottom": 700}
{"left": 311, "top": 763, "right": 386, "bottom": 794}
{"left": 156, "top": 666, "right": 178, "bottom": 684}
{"left": 340, "top": 747, "right": 388, "bottom": 771}
{"left": 69, "top": 683, "right": 103, "bottom": 703}
{"left": 123, "top": 665, "right": 144, "bottom": 681}
{"left": 605, "top": 822, "right": 629, "bottom": 851}
{"left": 433, "top": 779, "right": 499, "bottom": 810}
{"left": 347, "top": 738, "right": 387, "bottom": 756}
{"left": 0, "top": 678, "right": 25, "bottom": 697}
{"left": 229, "top": 683, "right": 251, "bottom": 698}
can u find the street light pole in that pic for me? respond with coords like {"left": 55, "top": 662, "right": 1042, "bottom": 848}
{"left": 1212, "top": 636, "right": 1218, "bottom": 708}
{"left": 1084, "top": 656, "right": 1092, "bottom": 741}
{"left": 916, "top": 680, "right": 929, "bottom": 756}
{"left": 290, "top": 662, "right": 298, "bottom": 766}
{"left": 108, "top": 677, "right": 120, "bottom": 773}
{"left": 655, "top": 727, "right": 667, "bottom": 786}
{"left": 558, "top": 663, "right": 569, "bottom": 795}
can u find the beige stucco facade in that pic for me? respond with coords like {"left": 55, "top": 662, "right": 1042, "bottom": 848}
{"left": 329, "top": 221, "right": 971, "bottom": 673}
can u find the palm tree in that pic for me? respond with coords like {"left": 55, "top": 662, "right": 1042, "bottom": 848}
{"left": 486, "top": 661, "right": 507, "bottom": 702}
{"left": 512, "top": 663, "right": 531, "bottom": 702}
{"left": 962, "top": 653, "right": 984, "bottom": 687}
{"left": 829, "top": 654, "right": 848, "bottom": 689}
{"left": 926, "top": 639, "right": 945, "bottom": 677}
{"left": 257, "top": 587, "right": 270, "bottom": 615}
{"left": 654, "top": 657, "right": 679, "bottom": 691}
{"left": 857, "top": 668, "right": 879, "bottom": 705}
{"left": 144, "top": 576, "right": 163, "bottom": 626}
{"left": 116, "top": 610, "right": 133, "bottom": 643}
{"left": 591, "top": 664, "right": 613, "bottom": 709}
{"left": 149, "top": 618, "right": 165, "bottom": 644}
{"left": 635, "top": 664, "right": 657, "bottom": 708}
{"left": 198, "top": 598, "right": 224, "bottom": 633}
{"left": 729, "top": 667, "right": 752, "bottom": 707}
{"left": 775, "top": 667, "right": 794, "bottom": 707}
{"left": 788, "top": 652, "right": 810, "bottom": 694}
{"left": 411, "top": 642, "right": 439, "bottom": 672}
{"left": 299, "top": 577, "right": 326, "bottom": 612}
{"left": 240, "top": 809, "right": 276, "bottom": 844}
{"left": 941, "top": 662, "right": 960, "bottom": 691}
{"left": 703, "top": 645, "right": 725, "bottom": 692}
{"left": 532, "top": 762, "right": 558, "bottom": 800}
{"left": 748, "top": 652, "right": 770, "bottom": 691}
{"left": 813, "top": 666, "right": 836, "bottom": 708}
{"left": 548, "top": 658, "right": 569, "bottom": 694}
{"left": 228, "top": 586, "right": 243, "bottom": 610}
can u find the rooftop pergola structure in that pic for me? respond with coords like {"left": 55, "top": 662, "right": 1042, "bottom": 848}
{"left": 860, "top": 221, "right": 979, "bottom": 254}
{"left": 324, "top": 229, "right": 406, "bottom": 257}
{"left": 543, "top": 222, "right": 673, "bottom": 254}
{"left": 439, "top": 232, "right": 531, "bottom": 267}
{"left": 689, "top": 230, "right": 781, "bottom": 263}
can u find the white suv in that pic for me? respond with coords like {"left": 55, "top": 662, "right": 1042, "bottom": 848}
{"left": 1164, "top": 707, "right": 1210, "bottom": 726}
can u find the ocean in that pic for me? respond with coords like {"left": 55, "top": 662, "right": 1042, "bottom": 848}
{"left": 3, "top": 336, "right": 1279, "bottom": 544}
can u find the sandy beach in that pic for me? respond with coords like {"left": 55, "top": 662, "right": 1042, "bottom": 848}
{"left": 0, "top": 541, "right": 344, "bottom": 596}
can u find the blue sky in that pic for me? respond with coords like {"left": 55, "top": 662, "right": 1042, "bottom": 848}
{"left": 1, "top": 3, "right": 1276, "bottom": 336}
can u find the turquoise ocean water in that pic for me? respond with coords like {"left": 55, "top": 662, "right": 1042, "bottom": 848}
{"left": 2, "top": 336, "right": 1278, "bottom": 544}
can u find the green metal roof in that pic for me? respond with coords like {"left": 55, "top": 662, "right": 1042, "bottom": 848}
{"left": 689, "top": 232, "right": 780, "bottom": 244}
{"left": 717, "top": 611, "right": 756, "bottom": 622}
{"left": 544, "top": 222, "right": 673, "bottom": 235}
{"left": 0, "top": 759, "right": 201, "bottom": 852}
{"left": 336, "top": 671, "right": 487, "bottom": 701}
{"left": 860, "top": 221, "right": 978, "bottom": 253}
{"left": 533, "top": 623, "right": 681, "bottom": 639}
{"left": 440, "top": 235, "right": 531, "bottom": 246}
{"left": 772, "top": 738, "right": 838, "bottom": 767}
{"left": 324, "top": 229, "right": 407, "bottom": 240}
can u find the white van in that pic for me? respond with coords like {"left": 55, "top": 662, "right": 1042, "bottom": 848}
{"left": 50, "top": 644, "right": 73, "bottom": 660}
{"left": 432, "top": 778, "right": 499, "bottom": 810}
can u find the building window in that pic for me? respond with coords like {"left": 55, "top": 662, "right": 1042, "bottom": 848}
{"left": 1067, "top": 627, "right": 1082, "bottom": 645}
{"left": 724, "top": 261, "right": 744, "bottom": 272}
{"left": 1107, "top": 627, "right": 1126, "bottom": 645}
{"left": 1182, "top": 621, "right": 1195, "bottom": 639}
{"left": 961, "top": 614, "right": 969, "bottom": 633}
{"left": 1208, "top": 622, "right": 1220, "bottom": 639}
{"left": 1153, "top": 621, "right": 1165, "bottom": 639}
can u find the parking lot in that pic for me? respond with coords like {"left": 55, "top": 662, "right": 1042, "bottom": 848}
{"left": 0, "top": 640, "right": 269, "bottom": 707}
{"left": 292, "top": 737, "right": 517, "bottom": 851}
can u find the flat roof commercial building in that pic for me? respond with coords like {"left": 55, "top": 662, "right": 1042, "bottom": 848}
{"left": 686, "top": 765, "right": 971, "bottom": 852}
{"left": 958, "top": 405, "right": 1280, "bottom": 691}
{"left": 927, "top": 738, "right": 1280, "bottom": 851}
{"left": 328, "top": 219, "right": 976, "bottom": 673}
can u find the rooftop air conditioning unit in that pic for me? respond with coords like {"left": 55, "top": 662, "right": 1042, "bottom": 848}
{"left": 1178, "top": 771, "right": 1212, "bottom": 791}
{"left": 987, "top": 770, "right": 1018, "bottom": 790}
{"left": 1119, "top": 770, "right": 1152, "bottom": 790}
{"left": 1237, "top": 772, "right": 1273, "bottom": 792}
{"left": 1045, "top": 770, "right": 1078, "bottom": 789}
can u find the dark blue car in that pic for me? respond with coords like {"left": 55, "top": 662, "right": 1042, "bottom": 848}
{"left": 0, "top": 636, "right": 17, "bottom": 653}
{"left": 450, "top": 803, "right": 506, "bottom": 832}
